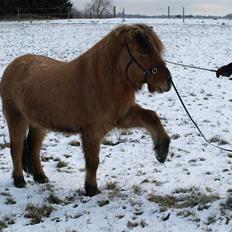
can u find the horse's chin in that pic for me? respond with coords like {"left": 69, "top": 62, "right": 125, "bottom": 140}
{"left": 148, "top": 84, "right": 171, "bottom": 94}
{"left": 148, "top": 85, "right": 164, "bottom": 94}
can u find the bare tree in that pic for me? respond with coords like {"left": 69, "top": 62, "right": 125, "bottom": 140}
{"left": 85, "top": 0, "right": 113, "bottom": 18}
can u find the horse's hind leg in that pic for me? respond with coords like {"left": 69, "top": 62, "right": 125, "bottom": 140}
{"left": 24, "top": 125, "right": 48, "bottom": 183}
{"left": 4, "top": 106, "right": 28, "bottom": 187}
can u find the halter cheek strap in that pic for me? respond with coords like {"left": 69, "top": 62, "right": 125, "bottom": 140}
{"left": 125, "top": 38, "right": 160, "bottom": 83}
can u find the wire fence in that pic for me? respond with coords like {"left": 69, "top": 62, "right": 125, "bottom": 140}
{"left": 0, "top": 7, "right": 72, "bottom": 20}
{"left": 0, "top": 7, "right": 231, "bottom": 21}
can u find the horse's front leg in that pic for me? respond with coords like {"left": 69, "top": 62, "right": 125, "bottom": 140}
{"left": 81, "top": 128, "right": 105, "bottom": 196}
{"left": 117, "top": 104, "right": 170, "bottom": 163}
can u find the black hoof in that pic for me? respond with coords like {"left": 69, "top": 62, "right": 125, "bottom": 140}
{"left": 154, "top": 137, "right": 170, "bottom": 163}
{"left": 13, "top": 176, "right": 26, "bottom": 188}
{"left": 85, "top": 184, "right": 100, "bottom": 197}
{"left": 33, "top": 173, "right": 49, "bottom": 184}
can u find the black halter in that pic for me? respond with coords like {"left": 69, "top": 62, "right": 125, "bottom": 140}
{"left": 125, "top": 39, "right": 160, "bottom": 84}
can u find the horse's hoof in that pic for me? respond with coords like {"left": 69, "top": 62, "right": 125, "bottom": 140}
{"left": 85, "top": 184, "right": 101, "bottom": 197}
{"left": 154, "top": 136, "right": 170, "bottom": 163}
{"left": 33, "top": 173, "right": 49, "bottom": 184}
{"left": 13, "top": 176, "right": 26, "bottom": 188}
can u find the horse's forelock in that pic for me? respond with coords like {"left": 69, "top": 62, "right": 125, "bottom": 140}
{"left": 112, "top": 24, "right": 164, "bottom": 55}
{"left": 136, "top": 24, "right": 164, "bottom": 55}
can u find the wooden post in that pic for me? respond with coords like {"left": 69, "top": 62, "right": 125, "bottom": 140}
{"left": 122, "top": 8, "right": 125, "bottom": 22}
{"left": 17, "top": 8, "right": 20, "bottom": 22}
{"left": 113, "top": 6, "right": 116, "bottom": 18}
{"left": 168, "top": 6, "right": 170, "bottom": 18}
{"left": 183, "top": 7, "right": 185, "bottom": 23}
{"left": 68, "top": 7, "right": 70, "bottom": 21}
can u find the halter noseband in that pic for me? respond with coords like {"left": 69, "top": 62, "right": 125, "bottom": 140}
{"left": 125, "top": 38, "right": 160, "bottom": 83}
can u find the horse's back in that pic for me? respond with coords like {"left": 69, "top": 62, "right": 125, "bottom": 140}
{"left": 0, "top": 54, "right": 64, "bottom": 99}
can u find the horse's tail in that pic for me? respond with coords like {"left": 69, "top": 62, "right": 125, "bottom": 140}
{"left": 22, "top": 135, "right": 31, "bottom": 174}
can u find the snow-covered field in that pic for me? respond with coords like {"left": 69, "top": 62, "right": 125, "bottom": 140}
{"left": 0, "top": 18, "right": 232, "bottom": 232}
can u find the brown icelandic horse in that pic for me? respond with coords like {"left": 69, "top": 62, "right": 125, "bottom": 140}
{"left": 0, "top": 24, "right": 172, "bottom": 196}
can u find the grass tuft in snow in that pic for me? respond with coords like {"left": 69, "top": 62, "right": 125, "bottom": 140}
{"left": 56, "top": 160, "right": 68, "bottom": 168}
{"left": 24, "top": 204, "right": 54, "bottom": 225}
{"left": 220, "top": 194, "right": 232, "bottom": 219}
{"left": 132, "top": 185, "right": 142, "bottom": 195}
{"left": 97, "top": 199, "right": 110, "bottom": 207}
{"left": 0, "top": 142, "right": 10, "bottom": 149}
{"left": 47, "top": 193, "right": 63, "bottom": 205}
{"left": 148, "top": 189, "right": 219, "bottom": 211}
{"left": 106, "top": 181, "right": 120, "bottom": 198}
{"left": 5, "top": 197, "right": 16, "bottom": 205}
{"left": 0, "top": 215, "right": 15, "bottom": 230}
{"left": 209, "top": 136, "right": 229, "bottom": 145}
{"left": 69, "top": 140, "right": 81, "bottom": 147}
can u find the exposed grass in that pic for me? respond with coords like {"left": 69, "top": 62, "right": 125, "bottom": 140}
{"left": 47, "top": 193, "right": 63, "bottom": 205}
{"left": 24, "top": 204, "right": 54, "bottom": 225}
{"left": 5, "top": 197, "right": 16, "bottom": 205}
{"left": 148, "top": 194, "right": 176, "bottom": 210}
{"left": 53, "top": 157, "right": 61, "bottom": 162}
{"left": 209, "top": 136, "right": 229, "bottom": 145}
{"left": 220, "top": 194, "right": 232, "bottom": 219}
{"left": 102, "top": 139, "right": 116, "bottom": 146}
{"left": 106, "top": 181, "right": 120, "bottom": 198}
{"left": 132, "top": 185, "right": 142, "bottom": 195}
{"left": 0, "top": 215, "right": 15, "bottom": 230}
{"left": 68, "top": 140, "right": 81, "bottom": 147}
{"left": 141, "top": 179, "right": 163, "bottom": 186}
{"left": 42, "top": 183, "right": 55, "bottom": 193}
{"left": 172, "top": 186, "right": 199, "bottom": 194}
{"left": 0, "top": 191, "right": 11, "bottom": 197}
{"left": 206, "top": 215, "right": 217, "bottom": 225}
{"left": 177, "top": 209, "right": 201, "bottom": 223}
{"left": 148, "top": 189, "right": 219, "bottom": 211}
{"left": 0, "top": 221, "right": 7, "bottom": 230}
{"left": 97, "top": 200, "right": 110, "bottom": 207}
{"left": 0, "top": 142, "right": 10, "bottom": 149}
{"left": 106, "top": 181, "right": 118, "bottom": 191}
{"left": 56, "top": 161, "right": 68, "bottom": 168}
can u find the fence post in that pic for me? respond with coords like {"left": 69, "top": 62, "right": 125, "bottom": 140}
{"left": 183, "top": 7, "right": 185, "bottom": 23}
{"left": 113, "top": 6, "right": 116, "bottom": 18}
{"left": 122, "top": 8, "right": 125, "bottom": 22}
{"left": 68, "top": 7, "right": 70, "bottom": 21}
{"left": 17, "top": 8, "right": 20, "bottom": 22}
{"left": 168, "top": 6, "right": 170, "bottom": 18}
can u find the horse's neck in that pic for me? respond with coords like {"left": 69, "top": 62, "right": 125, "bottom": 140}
{"left": 71, "top": 41, "right": 121, "bottom": 77}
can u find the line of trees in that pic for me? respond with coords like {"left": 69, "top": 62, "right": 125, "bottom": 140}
{"left": 0, "top": 0, "right": 116, "bottom": 19}
{"left": 0, "top": 0, "right": 72, "bottom": 17}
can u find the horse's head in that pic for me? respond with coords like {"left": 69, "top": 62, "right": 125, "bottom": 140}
{"left": 117, "top": 24, "right": 172, "bottom": 93}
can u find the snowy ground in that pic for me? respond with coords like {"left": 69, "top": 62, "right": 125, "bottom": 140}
{"left": 0, "top": 18, "right": 232, "bottom": 232}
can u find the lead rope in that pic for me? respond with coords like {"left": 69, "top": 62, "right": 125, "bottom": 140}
{"left": 171, "top": 78, "right": 232, "bottom": 152}
{"left": 165, "top": 60, "right": 217, "bottom": 73}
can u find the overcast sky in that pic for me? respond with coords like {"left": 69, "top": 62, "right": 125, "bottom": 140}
{"left": 72, "top": 0, "right": 232, "bottom": 16}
